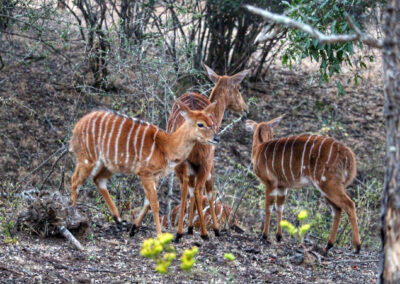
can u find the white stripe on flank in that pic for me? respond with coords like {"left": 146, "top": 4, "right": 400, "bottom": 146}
{"left": 131, "top": 124, "right": 141, "bottom": 170}
{"left": 281, "top": 138, "right": 290, "bottom": 183}
{"left": 106, "top": 115, "right": 118, "bottom": 165}
{"left": 217, "top": 205, "right": 223, "bottom": 220}
{"left": 289, "top": 136, "right": 300, "bottom": 181}
{"left": 97, "top": 112, "right": 109, "bottom": 158}
{"left": 332, "top": 143, "right": 340, "bottom": 165}
{"left": 139, "top": 123, "right": 151, "bottom": 162}
{"left": 146, "top": 128, "right": 159, "bottom": 166}
{"left": 314, "top": 137, "right": 328, "bottom": 181}
{"left": 114, "top": 117, "right": 127, "bottom": 165}
{"left": 308, "top": 136, "right": 318, "bottom": 176}
{"left": 263, "top": 143, "right": 271, "bottom": 176}
{"left": 320, "top": 139, "right": 335, "bottom": 181}
{"left": 326, "top": 140, "right": 335, "bottom": 164}
{"left": 91, "top": 113, "right": 101, "bottom": 159}
{"left": 202, "top": 205, "right": 210, "bottom": 216}
{"left": 85, "top": 115, "right": 93, "bottom": 160}
{"left": 125, "top": 123, "right": 135, "bottom": 166}
{"left": 300, "top": 135, "right": 314, "bottom": 176}
{"left": 101, "top": 113, "right": 113, "bottom": 162}
{"left": 271, "top": 142, "right": 278, "bottom": 175}
{"left": 132, "top": 123, "right": 147, "bottom": 169}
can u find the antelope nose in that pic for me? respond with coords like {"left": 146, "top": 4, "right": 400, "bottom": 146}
{"left": 213, "top": 135, "right": 220, "bottom": 143}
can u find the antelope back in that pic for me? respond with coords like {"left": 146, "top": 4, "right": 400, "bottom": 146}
{"left": 69, "top": 110, "right": 162, "bottom": 172}
{"left": 255, "top": 134, "right": 356, "bottom": 187}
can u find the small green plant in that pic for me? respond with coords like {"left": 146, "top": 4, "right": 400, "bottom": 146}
{"left": 141, "top": 233, "right": 199, "bottom": 274}
{"left": 224, "top": 253, "right": 235, "bottom": 261}
{"left": 1, "top": 218, "right": 18, "bottom": 244}
{"left": 181, "top": 246, "right": 198, "bottom": 271}
{"left": 141, "top": 233, "right": 176, "bottom": 274}
{"left": 280, "top": 210, "right": 311, "bottom": 244}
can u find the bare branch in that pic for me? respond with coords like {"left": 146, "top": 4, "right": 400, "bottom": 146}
{"left": 245, "top": 5, "right": 383, "bottom": 49}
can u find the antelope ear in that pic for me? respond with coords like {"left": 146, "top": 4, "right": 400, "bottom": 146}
{"left": 177, "top": 101, "right": 193, "bottom": 124}
{"left": 203, "top": 101, "right": 217, "bottom": 115}
{"left": 245, "top": 120, "right": 257, "bottom": 132}
{"left": 267, "top": 115, "right": 284, "bottom": 129}
{"left": 203, "top": 63, "right": 220, "bottom": 84}
{"left": 229, "top": 69, "right": 250, "bottom": 85}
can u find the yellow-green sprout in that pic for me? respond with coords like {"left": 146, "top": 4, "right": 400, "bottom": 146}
{"left": 155, "top": 263, "right": 168, "bottom": 274}
{"left": 164, "top": 252, "right": 176, "bottom": 262}
{"left": 299, "top": 224, "right": 311, "bottom": 237}
{"left": 280, "top": 209, "right": 311, "bottom": 243}
{"left": 280, "top": 220, "right": 298, "bottom": 236}
{"left": 224, "top": 253, "right": 235, "bottom": 261}
{"left": 181, "top": 246, "right": 198, "bottom": 271}
{"left": 297, "top": 210, "right": 308, "bottom": 221}
{"left": 158, "top": 233, "right": 174, "bottom": 246}
{"left": 140, "top": 239, "right": 163, "bottom": 258}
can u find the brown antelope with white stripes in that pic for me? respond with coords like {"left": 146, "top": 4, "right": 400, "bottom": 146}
{"left": 168, "top": 64, "right": 249, "bottom": 241}
{"left": 245, "top": 117, "right": 361, "bottom": 253}
{"left": 69, "top": 101, "right": 218, "bottom": 236}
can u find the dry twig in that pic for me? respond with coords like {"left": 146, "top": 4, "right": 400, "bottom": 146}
{"left": 245, "top": 5, "right": 383, "bottom": 49}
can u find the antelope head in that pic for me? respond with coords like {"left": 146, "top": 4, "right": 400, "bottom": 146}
{"left": 203, "top": 64, "right": 250, "bottom": 114}
{"left": 177, "top": 101, "right": 220, "bottom": 145}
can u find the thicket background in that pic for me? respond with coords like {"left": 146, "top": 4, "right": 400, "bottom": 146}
{"left": 0, "top": 0, "right": 385, "bottom": 282}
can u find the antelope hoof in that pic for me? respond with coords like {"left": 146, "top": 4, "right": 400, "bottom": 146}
{"left": 355, "top": 244, "right": 361, "bottom": 254}
{"left": 174, "top": 233, "right": 183, "bottom": 243}
{"left": 200, "top": 234, "right": 209, "bottom": 241}
{"left": 129, "top": 224, "right": 138, "bottom": 237}
{"left": 323, "top": 242, "right": 334, "bottom": 255}
{"left": 213, "top": 229, "right": 220, "bottom": 237}
{"left": 113, "top": 216, "right": 124, "bottom": 230}
{"left": 187, "top": 226, "right": 194, "bottom": 235}
{"left": 276, "top": 234, "right": 282, "bottom": 242}
{"left": 261, "top": 233, "right": 271, "bottom": 245}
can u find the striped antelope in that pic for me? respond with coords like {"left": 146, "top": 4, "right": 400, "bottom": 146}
{"left": 245, "top": 117, "right": 361, "bottom": 253}
{"left": 69, "top": 101, "right": 219, "bottom": 236}
{"left": 168, "top": 64, "right": 249, "bottom": 240}
{"left": 159, "top": 196, "right": 239, "bottom": 230}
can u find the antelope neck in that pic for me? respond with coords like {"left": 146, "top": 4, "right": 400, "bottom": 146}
{"left": 163, "top": 122, "right": 196, "bottom": 163}
{"left": 209, "top": 81, "right": 228, "bottom": 126}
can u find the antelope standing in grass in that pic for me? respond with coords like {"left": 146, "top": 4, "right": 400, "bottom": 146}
{"left": 245, "top": 117, "right": 361, "bottom": 253}
{"left": 69, "top": 101, "right": 218, "bottom": 236}
{"left": 131, "top": 65, "right": 249, "bottom": 239}
{"left": 168, "top": 65, "right": 249, "bottom": 240}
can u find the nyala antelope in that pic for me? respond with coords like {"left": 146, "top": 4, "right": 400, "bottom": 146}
{"left": 69, "top": 101, "right": 219, "bottom": 236}
{"left": 168, "top": 64, "right": 249, "bottom": 241}
{"left": 245, "top": 117, "right": 361, "bottom": 253}
{"left": 159, "top": 196, "right": 239, "bottom": 230}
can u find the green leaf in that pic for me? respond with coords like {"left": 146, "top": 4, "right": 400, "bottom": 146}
{"left": 337, "top": 81, "right": 345, "bottom": 96}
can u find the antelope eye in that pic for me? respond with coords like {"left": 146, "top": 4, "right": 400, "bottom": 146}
{"left": 197, "top": 123, "right": 204, "bottom": 128}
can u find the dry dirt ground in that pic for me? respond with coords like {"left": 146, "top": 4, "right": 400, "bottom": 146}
{"left": 0, "top": 221, "right": 379, "bottom": 283}
{"left": 0, "top": 39, "right": 384, "bottom": 282}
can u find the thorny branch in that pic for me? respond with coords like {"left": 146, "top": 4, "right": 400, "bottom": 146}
{"left": 219, "top": 115, "right": 245, "bottom": 136}
{"left": 245, "top": 5, "right": 383, "bottom": 49}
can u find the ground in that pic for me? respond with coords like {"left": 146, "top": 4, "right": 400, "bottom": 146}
{"left": 0, "top": 26, "right": 384, "bottom": 282}
{"left": 0, "top": 223, "right": 379, "bottom": 283}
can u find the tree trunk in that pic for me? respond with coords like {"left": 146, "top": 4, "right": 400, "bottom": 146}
{"left": 380, "top": 1, "right": 400, "bottom": 283}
